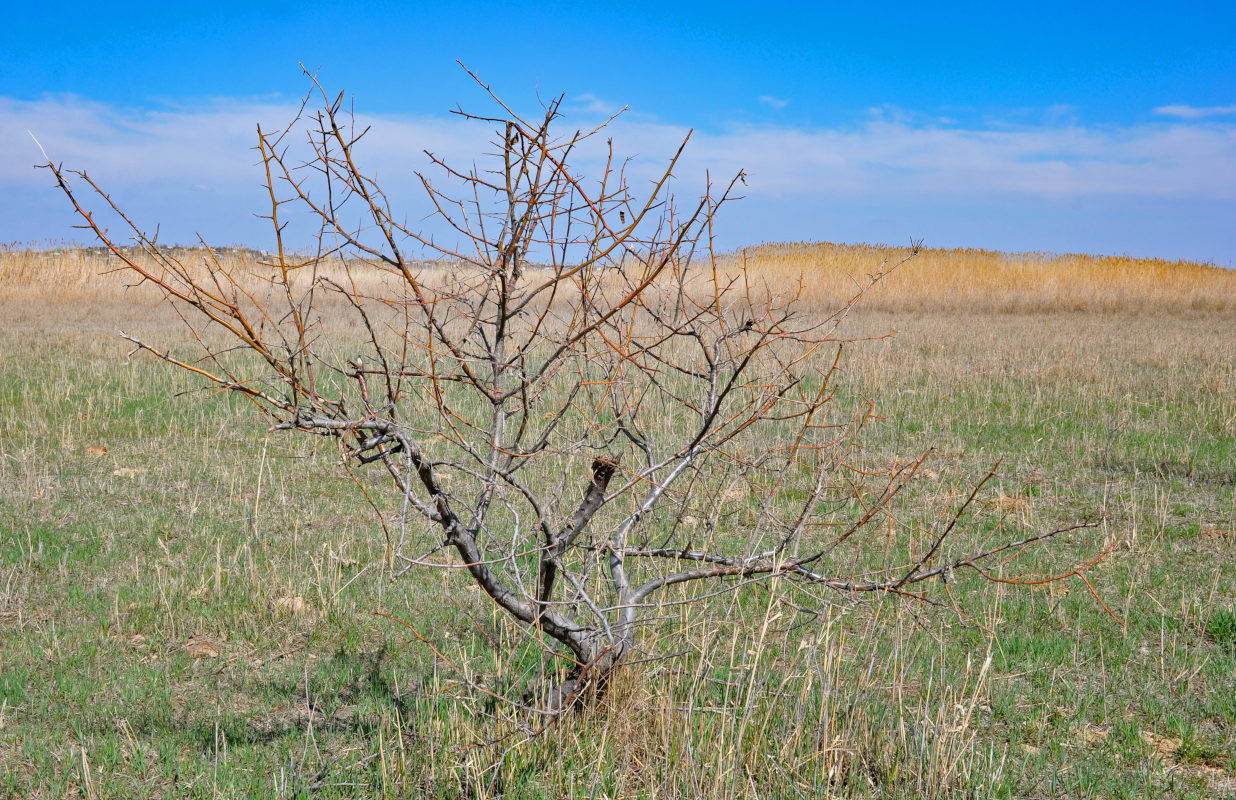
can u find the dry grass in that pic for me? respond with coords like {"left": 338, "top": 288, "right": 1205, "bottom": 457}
{"left": 721, "top": 241, "right": 1236, "bottom": 313}
{"left": 2, "top": 243, "right": 1233, "bottom": 798}
{"left": 5, "top": 241, "right": 1233, "bottom": 319}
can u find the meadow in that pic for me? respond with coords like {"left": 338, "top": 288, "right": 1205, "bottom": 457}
{"left": 1, "top": 243, "right": 1234, "bottom": 798}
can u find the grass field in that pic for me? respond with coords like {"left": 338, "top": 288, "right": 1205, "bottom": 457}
{"left": 1, "top": 244, "right": 1234, "bottom": 798}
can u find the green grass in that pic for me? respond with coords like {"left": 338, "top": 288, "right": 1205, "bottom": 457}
{"left": 1209, "top": 611, "right": 1236, "bottom": 651}
{"left": 1, "top": 303, "right": 1234, "bottom": 798}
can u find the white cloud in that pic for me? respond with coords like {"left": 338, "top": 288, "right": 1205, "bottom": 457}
{"left": 757, "top": 95, "right": 789, "bottom": 110}
{"left": 571, "top": 93, "right": 623, "bottom": 116}
{"left": 2, "top": 95, "right": 492, "bottom": 186}
{"left": 4, "top": 95, "right": 1235, "bottom": 253}
{"left": 589, "top": 114, "right": 1236, "bottom": 202}
{"left": 1153, "top": 104, "right": 1236, "bottom": 119}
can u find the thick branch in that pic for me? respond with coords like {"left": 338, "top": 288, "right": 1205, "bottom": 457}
{"left": 535, "top": 457, "right": 619, "bottom": 623}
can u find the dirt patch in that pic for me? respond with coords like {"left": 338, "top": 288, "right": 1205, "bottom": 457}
{"left": 1200, "top": 525, "right": 1233, "bottom": 543}
{"left": 1142, "top": 729, "right": 1236, "bottom": 796}
{"left": 1080, "top": 723, "right": 1110, "bottom": 746}
{"left": 178, "top": 634, "right": 225, "bottom": 659}
{"left": 1140, "top": 729, "right": 1182, "bottom": 760}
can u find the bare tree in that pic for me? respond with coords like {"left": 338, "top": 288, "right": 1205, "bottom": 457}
{"left": 41, "top": 70, "right": 1103, "bottom": 712}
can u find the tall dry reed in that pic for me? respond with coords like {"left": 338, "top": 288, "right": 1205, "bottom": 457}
{"left": 5, "top": 243, "right": 1232, "bottom": 317}
{"left": 722, "top": 241, "right": 1236, "bottom": 314}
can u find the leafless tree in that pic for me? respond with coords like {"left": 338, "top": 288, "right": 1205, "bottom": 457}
{"left": 41, "top": 69, "right": 1103, "bottom": 712}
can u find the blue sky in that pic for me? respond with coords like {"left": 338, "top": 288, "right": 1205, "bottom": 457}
{"left": 3, "top": 1, "right": 1234, "bottom": 263}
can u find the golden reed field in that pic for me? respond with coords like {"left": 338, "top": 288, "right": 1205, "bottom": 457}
{"left": 3, "top": 241, "right": 1232, "bottom": 317}
{"left": 721, "top": 241, "right": 1236, "bottom": 313}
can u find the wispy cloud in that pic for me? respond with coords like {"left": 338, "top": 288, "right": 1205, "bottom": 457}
{"left": 4, "top": 95, "right": 1235, "bottom": 259}
{"left": 1, "top": 95, "right": 492, "bottom": 186}
{"left": 571, "top": 93, "right": 623, "bottom": 116}
{"left": 757, "top": 95, "right": 789, "bottom": 111}
{"left": 1, "top": 95, "right": 495, "bottom": 246}
{"left": 595, "top": 114, "right": 1236, "bottom": 202}
{"left": 1153, "top": 104, "right": 1236, "bottom": 119}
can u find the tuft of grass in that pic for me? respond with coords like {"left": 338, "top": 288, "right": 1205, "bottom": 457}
{"left": 1208, "top": 610, "right": 1236, "bottom": 650}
